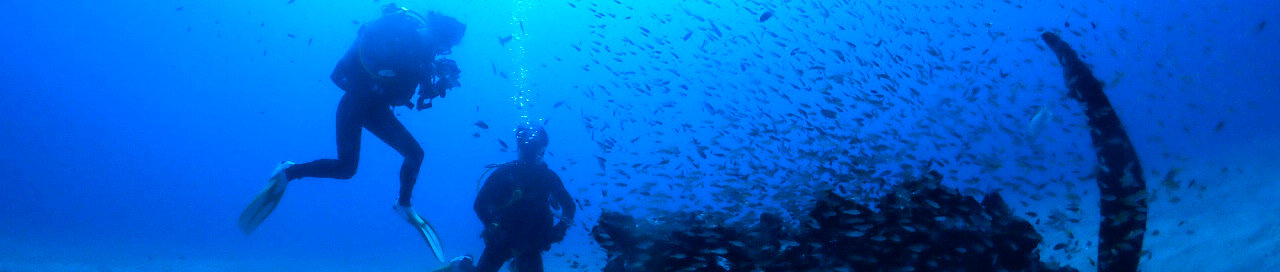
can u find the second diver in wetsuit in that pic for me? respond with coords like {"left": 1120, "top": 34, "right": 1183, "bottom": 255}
{"left": 444, "top": 124, "right": 577, "bottom": 272}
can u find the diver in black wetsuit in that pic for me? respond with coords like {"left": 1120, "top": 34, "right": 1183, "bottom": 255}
{"left": 1041, "top": 32, "right": 1148, "bottom": 272}
{"left": 238, "top": 3, "right": 466, "bottom": 262}
{"left": 446, "top": 124, "right": 577, "bottom": 272}
{"left": 281, "top": 2, "right": 466, "bottom": 207}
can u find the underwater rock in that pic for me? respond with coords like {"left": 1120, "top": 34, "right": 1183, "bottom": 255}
{"left": 592, "top": 172, "right": 1078, "bottom": 272}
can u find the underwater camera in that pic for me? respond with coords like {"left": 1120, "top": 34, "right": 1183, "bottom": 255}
{"left": 433, "top": 58, "right": 461, "bottom": 96}
{"left": 417, "top": 58, "right": 461, "bottom": 110}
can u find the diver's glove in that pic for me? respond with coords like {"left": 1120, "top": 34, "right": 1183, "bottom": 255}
{"left": 548, "top": 219, "right": 572, "bottom": 244}
{"left": 414, "top": 81, "right": 450, "bottom": 111}
{"left": 415, "top": 92, "right": 434, "bottom": 110}
{"left": 414, "top": 80, "right": 439, "bottom": 110}
{"left": 416, "top": 58, "right": 460, "bottom": 111}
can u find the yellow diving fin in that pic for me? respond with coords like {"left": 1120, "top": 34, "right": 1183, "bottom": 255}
{"left": 395, "top": 204, "right": 447, "bottom": 263}
{"left": 238, "top": 161, "right": 295, "bottom": 235}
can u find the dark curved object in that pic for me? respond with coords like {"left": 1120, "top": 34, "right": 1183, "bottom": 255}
{"left": 1041, "top": 32, "right": 1148, "bottom": 272}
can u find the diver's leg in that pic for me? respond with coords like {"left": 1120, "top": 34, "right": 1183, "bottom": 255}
{"left": 363, "top": 106, "right": 425, "bottom": 206}
{"left": 474, "top": 242, "right": 513, "bottom": 272}
{"left": 1042, "top": 32, "right": 1147, "bottom": 272}
{"left": 285, "top": 93, "right": 364, "bottom": 180}
{"left": 512, "top": 250, "right": 544, "bottom": 272}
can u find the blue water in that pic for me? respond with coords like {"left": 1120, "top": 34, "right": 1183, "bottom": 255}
{"left": 1, "top": 0, "right": 1277, "bottom": 271}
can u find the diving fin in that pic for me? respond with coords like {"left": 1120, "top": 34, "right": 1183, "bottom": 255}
{"left": 431, "top": 255, "right": 475, "bottom": 272}
{"left": 395, "top": 204, "right": 447, "bottom": 263}
{"left": 238, "top": 161, "right": 295, "bottom": 235}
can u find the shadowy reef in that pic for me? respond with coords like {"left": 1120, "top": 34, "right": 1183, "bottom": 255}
{"left": 593, "top": 172, "right": 1078, "bottom": 272}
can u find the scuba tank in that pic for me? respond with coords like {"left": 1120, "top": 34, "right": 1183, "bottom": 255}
{"left": 352, "top": 4, "right": 432, "bottom": 105}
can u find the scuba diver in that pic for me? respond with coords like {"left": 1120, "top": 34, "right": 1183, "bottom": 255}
{"left": 441, "top": 124, "right": 577, "bottom": 272}
{"left": 238, "top": 3, "right": 466, "bottom": 263}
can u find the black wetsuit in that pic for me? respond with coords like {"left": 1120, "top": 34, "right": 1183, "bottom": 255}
{"left": 284, "top": 21, "right": 436, "bottom": 206}
{"left": 1042, "top": 32, "right": 1148, "bottom": 272}
{"left": 473, "top": 161, "right": 576, "bottom": 272}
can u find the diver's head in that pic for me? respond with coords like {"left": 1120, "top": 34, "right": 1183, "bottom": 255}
{"left": 516, "top": 124, "right": 548, "bottom": 163}
{"left": 422, "top": 11, "right": 466, "bottom": 55}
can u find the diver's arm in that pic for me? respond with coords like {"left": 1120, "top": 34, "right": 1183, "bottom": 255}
{"left": 414, "top": 80, "right": 437, "bottom": 110}
{"left": 332, "top": 24, "right": 371, "bottom": 92}
{"left": 1041, "top": 32, "right": 1147, "bottom": 272}
{"left": 414, "top": 59, "right": 437, "bottom": 110}
{"left": 548, "top": 172, "right": 576, "bottom": 224}
{"left": 473, "top": 167, "right": 507, "bottom": 225}
{"left": 381, "top": 58, "right": 428, "bottom": 108}
{"left": 544, "top": 171, "right": 575, "bottom": 244}
{"left": 416, "top": 57, "right": 459, "bottom": 110}
{"left": 330, "top": 44, "right": 368, "bottom": 92}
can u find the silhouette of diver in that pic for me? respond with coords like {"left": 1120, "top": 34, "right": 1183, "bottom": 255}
{"left": 239, "top": 3, "right": 466, "bottom": 263}
{"left": 442, "top": 124, "right": 577, "bottom": 272}
{"left": 1042, "top": 32, "right": 1148, "bottom": 272}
